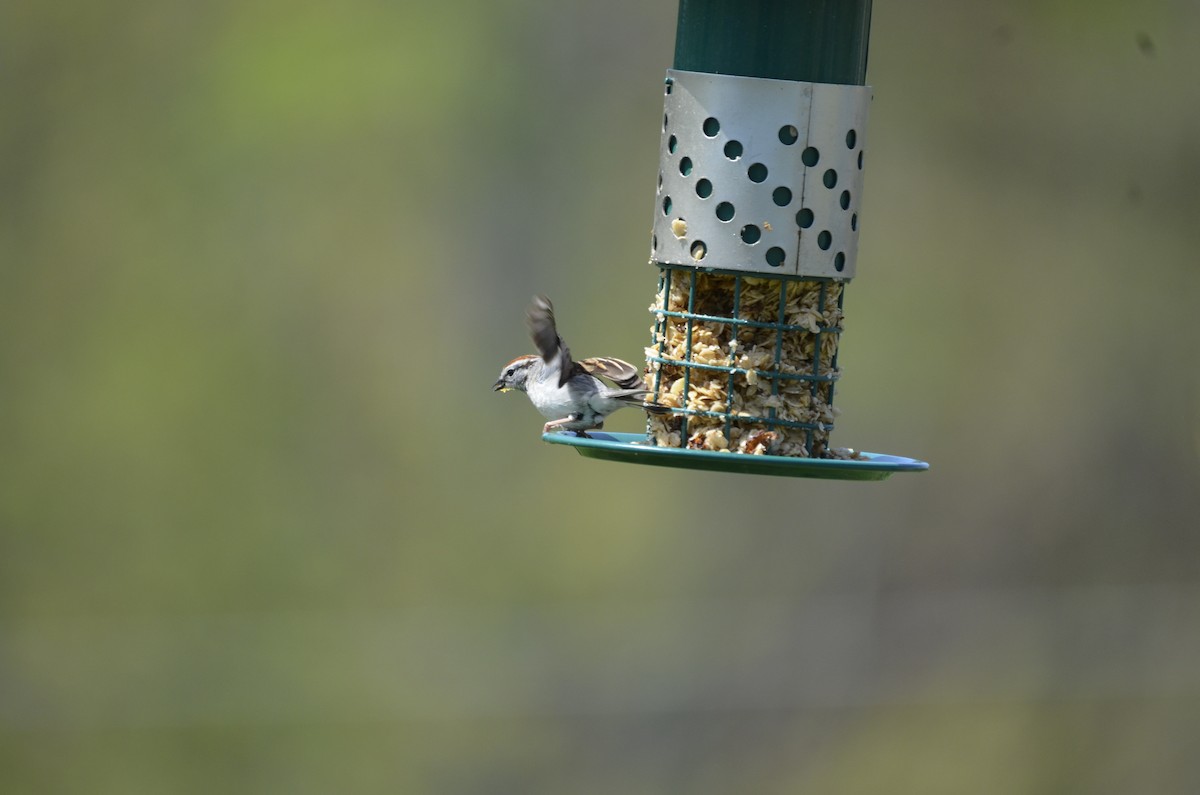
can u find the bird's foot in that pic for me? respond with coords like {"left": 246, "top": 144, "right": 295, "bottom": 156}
{"left": 543, "top": 414, "right": 583, "bottom": 434}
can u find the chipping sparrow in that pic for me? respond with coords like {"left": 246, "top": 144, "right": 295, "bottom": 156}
{"left": 493, "top": 296, "right": 668, "bottom": 435}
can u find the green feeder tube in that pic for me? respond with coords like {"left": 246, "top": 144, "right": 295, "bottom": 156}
{"left": 674, "top": 0, "right": 872, "bottom": 85}
{"left": 544, "top": 0, "right": 928, "bottom": 479}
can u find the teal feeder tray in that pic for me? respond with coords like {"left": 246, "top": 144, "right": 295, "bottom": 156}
{"left": 543, "top": 0, "right": 927, "bottom": 479}
{"left": 544, "top": 432, "right": 926, "bottom": 481}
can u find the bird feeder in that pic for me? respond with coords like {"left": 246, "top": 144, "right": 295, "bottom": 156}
{"left": 545, "top": 0, "right": 927, "bottom": 479}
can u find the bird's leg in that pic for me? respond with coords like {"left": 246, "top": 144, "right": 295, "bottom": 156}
{"left": 543, "top": 413, "right": 584, "bottom": 434}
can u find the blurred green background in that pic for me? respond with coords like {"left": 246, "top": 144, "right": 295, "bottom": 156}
{"left": 2, "top": 1, "right": 1199, "bottom": 792}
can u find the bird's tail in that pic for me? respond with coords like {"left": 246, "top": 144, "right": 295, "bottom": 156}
{"left": 609, "top": 388, "right": 672, "bottom": 415}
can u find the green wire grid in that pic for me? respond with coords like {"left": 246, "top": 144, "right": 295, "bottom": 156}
{"left": 647, "top": 263, "right": 843, "bottom": 453}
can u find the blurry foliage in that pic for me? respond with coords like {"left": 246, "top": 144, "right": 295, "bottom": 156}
{"left": 1, "top": 0, "right": 1199, "bottom": 792}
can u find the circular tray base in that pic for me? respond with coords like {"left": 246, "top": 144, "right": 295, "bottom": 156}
{"left": 542, "top": 431, "right": 928, "bottom": 480}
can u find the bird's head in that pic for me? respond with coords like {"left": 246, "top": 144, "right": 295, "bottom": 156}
{"left": 492, "top": 355, "right": 539, "bottom": 393}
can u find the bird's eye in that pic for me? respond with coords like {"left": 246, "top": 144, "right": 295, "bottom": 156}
{"left": 506, "top": 368, "right": 515, "bottom": 377}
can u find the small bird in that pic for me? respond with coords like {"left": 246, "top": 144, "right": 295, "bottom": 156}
{"left": 493, "top": 296, "right": 668, "bottom": 436}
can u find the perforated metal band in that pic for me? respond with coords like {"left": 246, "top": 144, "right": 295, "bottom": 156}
{"left": 651, "top": 69, "right": 871, "bottom": 279}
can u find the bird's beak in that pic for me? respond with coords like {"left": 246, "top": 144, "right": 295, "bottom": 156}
{"left": 492, "top": 379, "right": 506, "bottom": 392}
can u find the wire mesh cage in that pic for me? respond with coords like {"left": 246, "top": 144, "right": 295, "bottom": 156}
{"left": 645, "top": 264, "right": 847, "bottom": 458}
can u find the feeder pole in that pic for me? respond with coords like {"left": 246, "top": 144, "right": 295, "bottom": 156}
{"left": 541, "top": 0, "right": 927, "bottom": 477}
{"left": 674, "top": 0, "right": 872, "bottom": 86}
{"left": 645, "top": 0, "right": 881, "bottom": 459}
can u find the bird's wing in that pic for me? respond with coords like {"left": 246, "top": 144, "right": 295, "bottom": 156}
{"left": 578, "top": 357, "right": 644, "bottom": 390}
{"left": 526, "top": 295, "right": 575, "bottom": 388}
